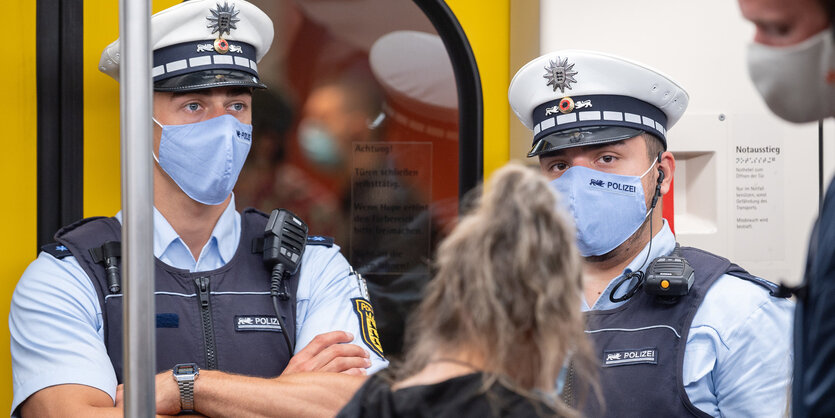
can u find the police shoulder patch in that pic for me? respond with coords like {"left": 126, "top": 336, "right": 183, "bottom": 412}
{"left": 41, "top": 242, "right": 73, "bottom": 259}
{"left": 351, "top": 297, "right": 384, "bottom": 358}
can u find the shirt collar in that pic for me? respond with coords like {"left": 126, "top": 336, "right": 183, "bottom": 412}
{"left": 584, "top": 219, "right": 676, "bottom": 311}
{"left": 114, "top": 194, "right": 241, "bottom": 270}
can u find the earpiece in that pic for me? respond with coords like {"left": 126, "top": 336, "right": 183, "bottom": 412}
{"left": 650, "top": 168, "right": 664, "bottom": 210}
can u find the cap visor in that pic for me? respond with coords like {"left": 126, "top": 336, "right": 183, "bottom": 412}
{"left": 527, "top": 126, "right": 644, "bottom": 157}
{"left": 154, "top": 69, "right": 266, "bottom": 92}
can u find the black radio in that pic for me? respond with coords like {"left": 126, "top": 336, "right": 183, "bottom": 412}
{"left": 644, "top": 244, "right": 694, "bottom": 302}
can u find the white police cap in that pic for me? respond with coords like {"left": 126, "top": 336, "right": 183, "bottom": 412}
{"left": 99, "top": 0, "right": 274, "bottom": 92}
{"left": 508, "top": 50, "right": 689, "bottom": 157}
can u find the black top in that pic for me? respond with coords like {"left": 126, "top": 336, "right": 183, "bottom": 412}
{"left": 337, "top": 372, "right": 560, "bottom": 418}
{"left": 794, "top": 178, "right": 835, "bottom": 417}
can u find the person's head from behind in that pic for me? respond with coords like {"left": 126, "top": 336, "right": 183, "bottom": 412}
{"left": 740, "top": 0, "right": 835, "bottom": 122}
{"left": 508, "top": 50, "right": 685, "bottom": 261}
{"left": 99, "top": 0, "right": 274, "bottom": 206}
{"left": 401, "top": 163, "right": 596, "bottom": 415}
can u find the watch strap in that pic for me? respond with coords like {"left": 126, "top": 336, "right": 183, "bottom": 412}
{"left": 177, "top": 378, "right": 195, "bottom": 412}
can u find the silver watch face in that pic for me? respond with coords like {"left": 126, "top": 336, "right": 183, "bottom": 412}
{"left": 173, "top": 363, "right": 199, "bottom": 381}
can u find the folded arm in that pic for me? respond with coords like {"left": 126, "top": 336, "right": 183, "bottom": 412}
{"left": 20, "top": 385, "right": 121, "bottom": 418}
{"left": 189, "top": 371, "right": 365, "bottom": 418}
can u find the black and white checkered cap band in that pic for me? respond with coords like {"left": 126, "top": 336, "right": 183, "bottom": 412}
{"left": 532, "top": 95, "right": 668, "bottom": 144}
{"left": 152, "top": 40, "right": 259, "bottom": 82}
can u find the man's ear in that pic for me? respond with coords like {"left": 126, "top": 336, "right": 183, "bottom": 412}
{"left": 658, "top": 151, "right": 675, "bottom": 195}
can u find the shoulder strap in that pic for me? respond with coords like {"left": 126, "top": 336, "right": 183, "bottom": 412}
{"left": 680, "top": 246, "right": 787, "bottom": 298}
{"left": 306, "top": 235, "right": 334, "bottom": 247}
{"left": 41, "top": 242, "right": 73, "bottom": 259}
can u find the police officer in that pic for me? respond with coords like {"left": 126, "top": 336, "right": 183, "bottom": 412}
{"left": 508, "top": 50, "right": 794, "bottom": 416}
{"left": 9, "top": 1, "right": 387, "bottom": 416}
{"left": 738, "top": 0, "right": 835, "bottom": 415}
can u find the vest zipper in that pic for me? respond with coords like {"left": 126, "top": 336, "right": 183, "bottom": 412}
{"left": 562, "top": 363, "right": 575, "bottom": 407}
{"left": 195, "top": 276, "right": 218, "bottom": 369}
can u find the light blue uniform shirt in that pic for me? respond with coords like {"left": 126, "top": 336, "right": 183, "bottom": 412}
{"left": 584, "top": 221, "right": 794, "bottom": 417}
{"left": 9, "top": 197, "right": 388, "bottom": 415}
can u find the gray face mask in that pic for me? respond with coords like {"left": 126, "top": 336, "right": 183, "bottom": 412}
{"left": 747, "top": 27, "right": 835, "bottom": 123}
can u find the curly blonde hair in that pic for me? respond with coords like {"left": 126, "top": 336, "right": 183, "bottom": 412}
{"left": 395, "top": 163, "right": 599, "bottom": 416}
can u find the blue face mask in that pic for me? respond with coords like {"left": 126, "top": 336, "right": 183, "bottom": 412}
{"left": 298, "top": 121, "right": 343, "bottom": 168}
{"left": 550, "top": 159, "right": 657, "bottom": 257}
{"left": 153, "top": 114, "right": 252, "bottom": 205}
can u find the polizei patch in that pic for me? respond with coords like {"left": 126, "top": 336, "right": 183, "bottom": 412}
{"left": 351, "top": 298, "right": 385, "bottom": 358}
{"left": 234, "top": 315, "right": 282, "bottom": 332}
{"left": 603, "top": 348, "right": 657, "bottom": 367}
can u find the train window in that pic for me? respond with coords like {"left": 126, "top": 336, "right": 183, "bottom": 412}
{"left": 239, "top": 0, "right": 480, "bottom": 358}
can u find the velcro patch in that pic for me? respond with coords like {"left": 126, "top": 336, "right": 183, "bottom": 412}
{"left": 603, "top": 348, "right": 658, "bottom": 367}
{"left": 234, "top": 315, "right": 283, "bottom": 332}
{"left": 156, "top": 313, "right": 179, "bottom": 328}
{"left": 351, "top": 298, "right": 384, "bottom": 358}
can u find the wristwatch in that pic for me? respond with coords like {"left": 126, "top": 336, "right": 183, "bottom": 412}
{"left": 172, "top": 363, "right": 199, "bottom": 412}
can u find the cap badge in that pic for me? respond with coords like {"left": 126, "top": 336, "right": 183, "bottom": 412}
{"left": 543, "top": 57, "right": 578, "bottom": 93}
{"left": 559, "top": 97, "right": 575, "bottom": 113}
{"left": 214, "top": 38, "right": 230, "bottom": 54}
{"left": 207, "top": 2, "right": 241, "bottom": 54}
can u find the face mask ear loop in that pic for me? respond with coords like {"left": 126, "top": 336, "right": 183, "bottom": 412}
{"left": 639, "top": 153, "right": 662, "bottom": 179}
{"left": 152, "top": 117, "right": 163, "bottom": 165}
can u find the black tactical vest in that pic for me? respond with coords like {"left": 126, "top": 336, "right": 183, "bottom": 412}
{"left": 51, "top": 208, "right": 299, "bottom": 383}
{"left": 573, "top": 247, "right": 784, "bottom": 417}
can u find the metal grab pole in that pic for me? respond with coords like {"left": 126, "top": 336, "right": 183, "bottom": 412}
{"left": 118, "top": 0, "right": 156, "bottom": 416}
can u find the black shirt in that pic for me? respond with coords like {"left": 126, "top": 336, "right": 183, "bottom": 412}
{"left": 337, "top": 372, "right": 560, "bottom": 417}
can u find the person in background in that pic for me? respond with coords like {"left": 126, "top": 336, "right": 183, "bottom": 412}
{"left": 738, "top": 0, "right": 835, "bottom": 415}
{"left": 296, "top": 75, "right": 386, "bottom": 246}
{"left": 338, "top": 163, "right": 600, "bottom": 417}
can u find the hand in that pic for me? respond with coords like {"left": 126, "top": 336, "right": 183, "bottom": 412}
{"left": 155, "top": 370, "right": 181, "bottom": 416}
{"left": 282, "top": 331, "right": 371, "bottom": 376}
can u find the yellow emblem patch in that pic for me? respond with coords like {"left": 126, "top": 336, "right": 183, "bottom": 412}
{"left": 351, "top": 298, "right": 385, "bottom": 358}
